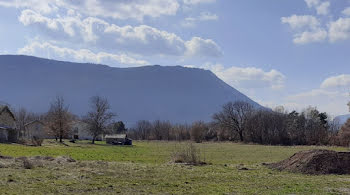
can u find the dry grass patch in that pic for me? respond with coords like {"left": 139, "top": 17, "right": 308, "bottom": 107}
{"left": 0, "top": 154, "right": 76, "bottom": 169}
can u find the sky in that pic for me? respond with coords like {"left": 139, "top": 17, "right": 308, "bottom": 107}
{"left": 0, "top": 0, "right": 349, "bottom": 117}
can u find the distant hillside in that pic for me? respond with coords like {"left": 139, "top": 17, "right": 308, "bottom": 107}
{"left": 0, "top": 55, "right": 261, "bottom": 126}
{"left": 335, "top": 114, "right": 350, "bottom": 125}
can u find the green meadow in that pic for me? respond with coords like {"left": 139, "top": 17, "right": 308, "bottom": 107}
{"left": 0, "top": 140, "right": 349, "bottom": 194}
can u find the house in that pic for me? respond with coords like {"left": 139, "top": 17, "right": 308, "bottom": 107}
{"left": 24, "top": 120, "right": 45, "bottom": 140}
{"left": 0, "top": 105, "right": 17, "bottom": 142}
{"left": 105, "top": 134, "right": 132, "bottom": 145}
{"left": 70, "top": 121, "right": 103, "bottom": 141}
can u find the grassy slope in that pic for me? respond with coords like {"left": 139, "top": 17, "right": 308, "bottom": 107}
{"left": 0, "top": 140, "right": 349, "bottom": 194}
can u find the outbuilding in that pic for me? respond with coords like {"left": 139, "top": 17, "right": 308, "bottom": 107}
{"left": 24, "top": 120, "right": 45, "bottom": 140}
{"left": 105, "top": 134, "right": 132, "bottom": 145}
{"left": 0, "top": 105, "right": 17, "bottom": 143}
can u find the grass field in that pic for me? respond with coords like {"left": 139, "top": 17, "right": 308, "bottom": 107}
{"left": 0, "top": 140, "right": 350, "bottom": 194}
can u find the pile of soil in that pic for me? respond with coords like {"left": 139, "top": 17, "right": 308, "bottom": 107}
{"left": 268, "top": 149, "right": 350, "bottom": 175}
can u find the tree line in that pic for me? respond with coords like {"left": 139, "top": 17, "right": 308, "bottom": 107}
{"left": 12, "top": 97, "right": 350, "bottom": 146}
{"left": 15, "top": 96, "right": 123, "bottom": 144}
{"left": 129, "top": 101, "right": 347, "bottom": 146}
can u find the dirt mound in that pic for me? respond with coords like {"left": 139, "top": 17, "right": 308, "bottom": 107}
{"left": 268, "top": 149, "right": 350, "bottom": 175}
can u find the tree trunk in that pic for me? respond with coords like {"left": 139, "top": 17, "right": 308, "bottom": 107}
{"left": 238, "top": 131, "right": 244, "bottom": 142}
{"left": 92, "top": 136, "right": 95, "bottom": 144}
{"left": 59, "top": 134, "right": 63, "bottom": 143}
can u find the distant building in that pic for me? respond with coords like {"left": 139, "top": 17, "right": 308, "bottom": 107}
{"left": 24, "top": 120, "right": 45, "bottom": 140}
{"left": 70, "top": 121, "right": 103, "bottom": 141}
{"left": 105, "top": 134, "right": 132, "bottom": 145}
{"left": 0, "top": 105, "right": 17, "bottom": 142}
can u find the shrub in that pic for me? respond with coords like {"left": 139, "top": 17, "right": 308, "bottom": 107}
{"left": 338, "top": 119, "right": 350, "bottom": 147}
{"left": 32, "top": 136, "right": 44, "bottom": 146}
{"left": 17, "top": 138, "right": 30, "bottom": 145}
{"left": 172, "top": 143, "right": 206, "bottom": 165}
{"left": 190, "top": 121, "right": 208, "bottom": 143}
{"left": 22, "top": 158, "right": 34, "bottom": 169}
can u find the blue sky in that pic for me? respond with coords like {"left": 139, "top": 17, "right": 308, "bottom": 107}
{"left": 0, "top": 0, "right": 349, "bottom": 117}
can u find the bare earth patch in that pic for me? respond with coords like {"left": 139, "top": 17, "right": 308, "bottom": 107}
{"left": 268, "top": 149, "right": 350, "bottom": 175}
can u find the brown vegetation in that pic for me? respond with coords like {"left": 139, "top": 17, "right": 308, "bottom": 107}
{"left": 172, "top": 143, "right": 206, "bottom": 166}
{"left": 45, "top": 96, "right": 73, "bottom": 142}
{"left": 190, "top": 121, "right": 208, "bottom": 143}
{"left": 83, "top": 96, "right": 115, "bottom": 144}
{"left": 213, "top": 101, "right": 253, "bottom": 142}
{"left": 338, "top": 119, "right": 350, "bottom": 146}
{"left": 0, "top": 154, "right": 76, "bottom": 169}
{"left": 129, "top": 102, "right": 340, "bottom": 146}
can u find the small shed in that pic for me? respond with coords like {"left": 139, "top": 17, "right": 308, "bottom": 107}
{"left": 105, "top": 134, "right": 132, "bottom": 145}
{"left": 0, "top": 124, "right": 16, "bottom": 142}
{"left": 0, "top": 105, "right": 17, "bottom": 143}
{"left": 24, "top": 120, "right": 45, "bottom": 140}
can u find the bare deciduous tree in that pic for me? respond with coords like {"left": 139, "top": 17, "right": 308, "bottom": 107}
{"left": 338, "top": 96, "right": 350, "bottom": 146}
{"left": 15, "top": 108, "right": 29, "bottom": 137}
{"left": 46, "top": 96, "right": 72, "bottom": 143}
{"left": 15, "top": 108, "right": 43, "bottom": 138}
{"left": 152, "top": 120, "right": 172, "bottom": 140}
{"left": 213, "top": 101, "right": 254, "bottom": 142}
{"left": 190, "top": 121, "right": 208, "bottom": 143}
{"left": 84, "top": 96, "right": 115, "bottom": 144}
{"left": 134, "top": 120, "right": 153, "bottom": 140}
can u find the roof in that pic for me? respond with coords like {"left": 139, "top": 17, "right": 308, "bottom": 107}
{"left": 24, "top": 120, "right": 44, "bottom": 127}
{"left": 0, "top": 105, "right": 15, "bottom": 120}
{"left": 0, "top": 124, "right": 12, "bottom": 130}
{"left": 71, "top": 120, "right": 88, "bottom": 126}
{"left": 105, "top": 134, "right": 127, "bottom": 139}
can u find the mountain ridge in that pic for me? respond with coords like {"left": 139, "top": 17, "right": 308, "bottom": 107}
{"left": 0, "top": 55, "right": 261, "bottom": 126}
{"left": 335, "top": 114, "right": 350, "bottom": 125}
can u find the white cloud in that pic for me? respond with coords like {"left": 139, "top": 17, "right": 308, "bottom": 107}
{"left": 0, "top": 0, "right": 180, "bottom": 21}
{"left": 321, "top": 74, "right": 350, "bottom": 89}
{"left": 305, "top": 0, "right": 320, "bottom": 8}
{"left": 18, "top": 10, "right": 222, "bottom": 57}
{"left": 0, "top": 0, "right": 218, "bottom": 21}
{"left": 61, "top": 0, "right": 180, "bottom": 21}
{"left": 198, "top": 12, "right": 218, "bottom": 21}
{"left": 0, "top": 50, "right": 9, "bottom": 54}
{"left": 18, "top": 41, "right": 149, "bottom": 66}
{"left": 0, "top": 0, "right": 58, "bottom": 14}
{"left": 202, "top": 63, "right": 286, "bottom": 90}
{"left": 281, "top": 15, "right": 320, "bottom": 30}
{"left": 185, "top": 37, "right": 222, "bottom": 57}
{"left": 280, "top": 1, "right": 350, "bottom": 44}
{"left": 328, "top": 17, "right": 350, "bottom": 42}
{"left": 316, "top": 1, "right": 330, "bottom": 15}
{"left": 285, "top": 89, "right": 348, "bottom": 116}
{"left": 183, "top": 0, "right": 216, "bottom": 5}
{"left": 288, "top": 89, "right": 339, "bottom": 100}
{"left": 281, "top": 15, "right": 327, "bottom": 44}
{"left": 293, "top": 29, "right": 327, "bottom": 44}
{"left": 285, "top": 74, "right": 350, "bottom": 116}
{"left": 19, "top": 9, "right": 60, "bottom": 30}
{"left": 182, "top": 12, "right": 218, "bottom": 27}
{"left": 304, "top": 0, "right": 330, "bottom": 15}
{"left": 342, "top": 7, "right": 350, "bottom": 16}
